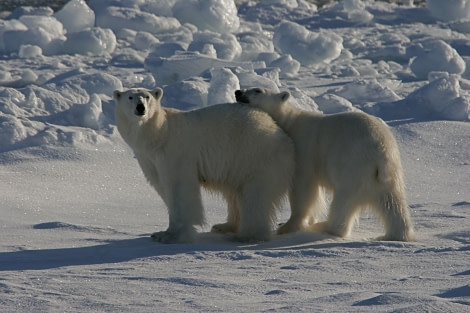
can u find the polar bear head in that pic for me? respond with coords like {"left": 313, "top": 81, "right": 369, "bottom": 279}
{"left": 113, "top": 87, "right": 166, "bottom": 148}
{"left": 235, "top": 87, "right": 291, "bottom": 117}
{"left": 113, "top": 87, "right": 163, "bottom": 122}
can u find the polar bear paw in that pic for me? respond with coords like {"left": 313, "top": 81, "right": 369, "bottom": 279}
{"left": 151, "top": 227, "right": 196, "bottom": 244}
{"left": 277, "top": 217, "right": 315, "bottom": 235}
{"left": 211, "top": 222, "right": 237, "bottom": 234}
{"left": 151, "top": 231, "right": 179, "bottom": 243}
{"left": 376, "top": 228, "right": 416, "bottom": 242}
{"left": 310, "top": 221, "right": 351, "bottom": 238}
{"left": 277, "top": 221, "right": 303, "bottom": 235}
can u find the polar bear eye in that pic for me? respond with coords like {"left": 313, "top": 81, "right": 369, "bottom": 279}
{"left": 129, "top": 96, "right": 133, "bottom": 100}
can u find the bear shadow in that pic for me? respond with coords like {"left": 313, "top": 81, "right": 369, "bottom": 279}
{"left": 0, "top": 230, "right": 366, "bottom": 271}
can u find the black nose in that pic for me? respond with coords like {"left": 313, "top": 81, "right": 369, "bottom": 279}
{"left": 135, "top": 103, "right": 145, "bottom": 115}
{"left": 235, "top": 90, "right": 242, "bottom": 101}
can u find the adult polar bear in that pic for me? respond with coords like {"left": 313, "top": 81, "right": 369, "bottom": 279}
{"left": 236, "top": 87, "right": 415, "bottom": 241}
{"left": 113, "top": 87, "right": 294, "bottom": 243}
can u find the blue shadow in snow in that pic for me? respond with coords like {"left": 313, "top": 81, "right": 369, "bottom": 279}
{"left": 0, "top": 234, "right": 251, "bottom": 271}
{"left": 0, "top": 229, "right": 411, "bottom": 271}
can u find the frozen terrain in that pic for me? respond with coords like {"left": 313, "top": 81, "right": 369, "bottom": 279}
{"left": 0, "top": 0, "right": 469, "bottom": 312}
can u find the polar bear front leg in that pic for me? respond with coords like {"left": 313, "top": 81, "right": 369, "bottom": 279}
{"left": 151, "top": 173, "right": 205, "bottom": 244}
{"left": 311, "top": 187, "right": 360, "bottom": 238}
{"left": 278, "top": 171, "right": 323, "bottom": 234}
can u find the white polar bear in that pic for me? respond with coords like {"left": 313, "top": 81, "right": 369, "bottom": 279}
{"left": 236, "top": 87, "right": 415, "bottom": 241}
{"left": 113, "top": 87, "right": 294, "bottom": 243}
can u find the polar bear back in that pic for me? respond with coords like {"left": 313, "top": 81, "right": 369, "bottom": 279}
{"left": 164, "top": 103, "right": 294, "bottom": 187}
{"left": 314, "top": 112, "right": 401, "bottom": 183}
{"left": 317, "top": 112, "right": 397, "bottom": 159}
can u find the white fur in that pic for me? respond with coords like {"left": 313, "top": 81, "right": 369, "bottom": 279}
{"left": 236, "top": 87, "right": 415, "bottom": 241}
{"left": 113, "top": 87, "right": 294, "bottom": 243}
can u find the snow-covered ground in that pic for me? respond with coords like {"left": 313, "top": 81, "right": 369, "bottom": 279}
{"left": 1, "top": 0, "right": 469, "bottom": 311}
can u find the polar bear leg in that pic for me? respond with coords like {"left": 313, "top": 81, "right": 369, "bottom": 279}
{"left": 375, "top": 190, "right": 415, "bottom": 241}
{"left": 278, "top": 152, "right": 324, "bottom": 235}
{"left": 151, "top": 174, "right": 205, "bottom": 244}
{"left": 312, "top": 188, "right": 361, "bottom": 238}
{"left": 211, "top": 190, "right": 240, "bottom": 234}
{"left": 236, "top": 182, "right": 278, "bottom": 242}
{"left": 278, "top": 183, "right": 324, "bottom": 234}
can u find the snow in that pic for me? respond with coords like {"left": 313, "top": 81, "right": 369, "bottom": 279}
{"left": 54, "top": 0, "right": 95, "bottom": 34}
{"left": 273, "top": 21, "right": 344, "bottom": 65}
{"left": 409, "top": 39, "right": 466, "bottom": 80}
{"left": 95, "top": 6, "right": 181, "bottom": 35}
{"left": 427, "top": 0, "right": 470, "bottom": 22}
{"left": 63, "top": 27, "right": 117, "bottom": 55}
{"left": 172, "top": 0, "right": 240, "bottom": 33}
{"left": 0, "top": 0, "right": 469, "bottom": 312}
{"left": 188, "top": 31, "right": 242, "bottom": 61}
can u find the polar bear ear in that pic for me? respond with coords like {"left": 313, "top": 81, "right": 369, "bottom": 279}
{"left": 113, "top": 90, "right": 121, "bottom": 100}
{"left": 280, "top": 91, "right": 290, "bottom": 102}
{"left": 151, "top": 87, "right": 164, "bottom": 101}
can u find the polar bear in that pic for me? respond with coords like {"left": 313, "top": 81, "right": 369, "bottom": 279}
{"left": 113, "top": 87, "right": 294, "bottom": 243}
{"left": 236, "top": 87, "right": 415, "bottom": 241}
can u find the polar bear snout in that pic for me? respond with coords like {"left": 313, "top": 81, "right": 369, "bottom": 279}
{"left": 235, "top": 90, "right": 249, "bottom": 103}
{"left": 135, "top": 102, "right": 146, "bottom": 116}
{"left": 235, "top": 90, "right": 242, "bottom": 100}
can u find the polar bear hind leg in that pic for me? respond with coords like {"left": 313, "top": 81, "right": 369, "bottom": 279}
{"left": 211, "top": 189, "right": 240, "bottom": 234}
{"left": 369, "top": 158, "right": 415, "bottom": 241}
{"left": 236, "top": 187, "right": 275, "bottom": 242}
{"left": 312, "top": 186, "right": 415, "bottom": 242}
{"left": 235, "top": 175, "right": 287, "bottom": 242}
{"left": 374, "top": 188, "right": 415, "bottom": 241}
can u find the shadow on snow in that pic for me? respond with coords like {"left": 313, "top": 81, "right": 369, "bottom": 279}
{"left": 0, "top": 229, "right": 413, "bottom": 271}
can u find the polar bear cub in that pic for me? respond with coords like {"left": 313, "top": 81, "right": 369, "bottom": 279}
{"left": 236, "top": 87, "right": 415, "bottom": 241}
{"left": 113, "top": 87, "right": 294, "bottom": 243}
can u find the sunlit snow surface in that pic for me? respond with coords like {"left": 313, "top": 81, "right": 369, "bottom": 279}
{"left": 1, "top": 0, "right": 470, "bottom": 312}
